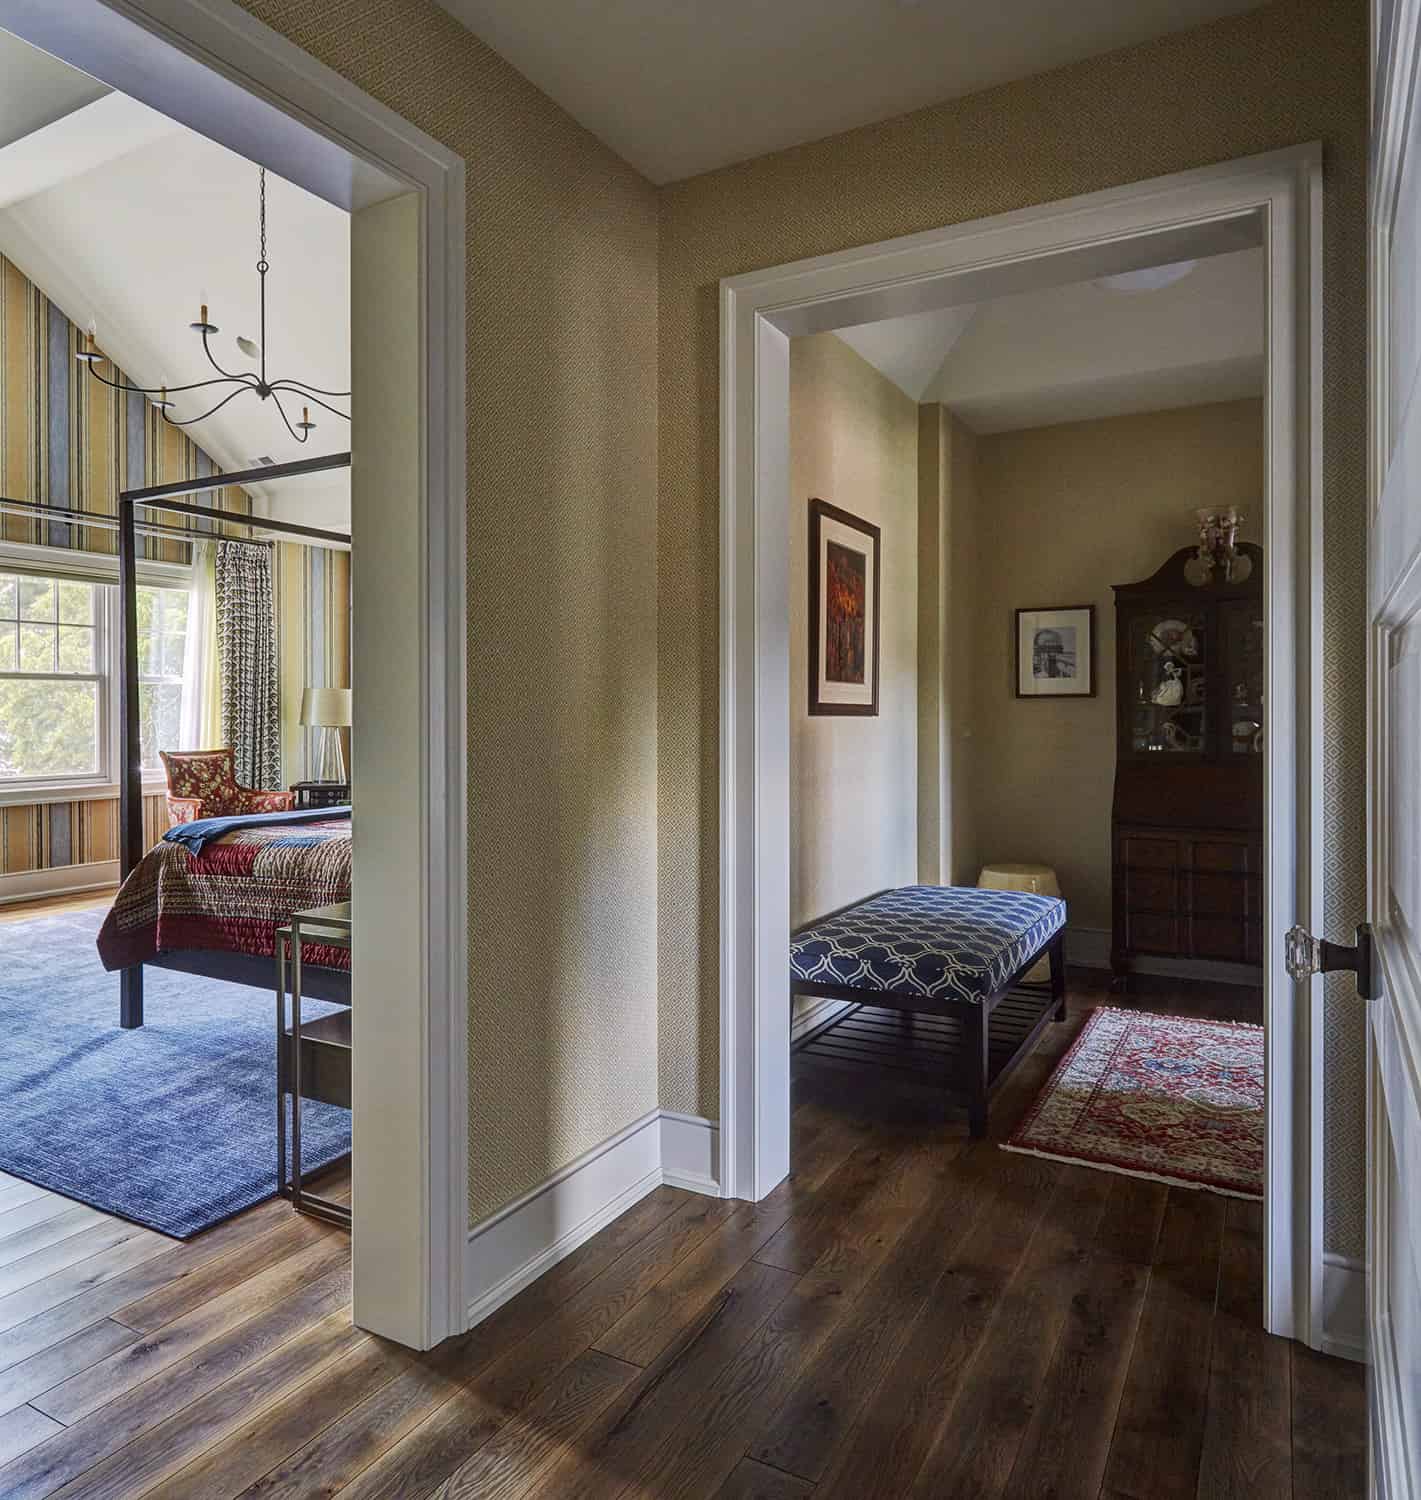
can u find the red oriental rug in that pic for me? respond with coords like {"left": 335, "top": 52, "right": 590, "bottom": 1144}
{"left": 1004, "top": 1007, "right": 1263, "bottom": 1199}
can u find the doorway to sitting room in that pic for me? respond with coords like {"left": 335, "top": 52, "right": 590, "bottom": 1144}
{"left": 720, "top": 147, "right": 1327, "bottom": 1355}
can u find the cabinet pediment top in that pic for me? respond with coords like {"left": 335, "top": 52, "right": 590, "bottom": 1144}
{"left": 1113, "top": 542, "right": 1263, "bottom": 598}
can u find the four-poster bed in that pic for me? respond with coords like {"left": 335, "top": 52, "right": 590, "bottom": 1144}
{"left": 1, "top": 452, "right": 354, "bottom": 1028}
{"left": 109, "top": 451, "right": 354, "bottom": 1028}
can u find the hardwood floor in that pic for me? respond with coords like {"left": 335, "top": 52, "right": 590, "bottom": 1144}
{"left": 0, "top": 963, "right": 1366, "bottom": 1498}
{"left": 0, "top": 889, "right": 118, "bottom": 925}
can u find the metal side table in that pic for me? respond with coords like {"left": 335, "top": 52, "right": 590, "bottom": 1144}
{"left": 276, "top": 901, "right": 352, "bottom": 1227}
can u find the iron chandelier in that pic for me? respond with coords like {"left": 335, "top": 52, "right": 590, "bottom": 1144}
{"left": 76, "top": 167, "right": 349, "bottom": 444}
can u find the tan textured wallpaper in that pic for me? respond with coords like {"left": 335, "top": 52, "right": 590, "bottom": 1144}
{"left": 789, "top": 333, "right": 918, "bottom": 934}
{"left": 235, "top": 0, "right": 660, "bottom": 1225}
{"left": 968, "top": 400, "right": 1264, "bottom": 931}
{"left": 657, "top": 0, "right": 1368, "bottom": 1256}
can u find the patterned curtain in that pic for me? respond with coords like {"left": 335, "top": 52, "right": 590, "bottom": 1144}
{"left": 215, "top": 540, "right": 281, "bottom": 790}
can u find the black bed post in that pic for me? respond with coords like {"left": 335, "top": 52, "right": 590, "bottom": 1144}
{"left": 118, "top": 497, "right": 144, "bottom": 1029}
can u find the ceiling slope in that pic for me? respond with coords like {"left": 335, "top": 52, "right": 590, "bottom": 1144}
{"left": 436, "top": 0, "right": 1264, "bottom": 182}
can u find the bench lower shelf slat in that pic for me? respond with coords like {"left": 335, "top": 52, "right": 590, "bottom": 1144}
{"left": 794, "top": 992, "right": 1060, "bottom": 1100}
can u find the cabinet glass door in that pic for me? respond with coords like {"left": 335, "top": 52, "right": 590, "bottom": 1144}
{"left": 1126, "top": 610, "right": 1208, "bottom": 754}
{"left": 1221, "top": 600, "right": 1264, "bottom": 755}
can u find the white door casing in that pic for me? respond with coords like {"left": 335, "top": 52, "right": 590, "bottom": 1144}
{"left": 1368, "top": 1, "right": 1421, "bottom": 1491}
{"left": 0, "top": 0, "right": 470, "bottom": 1349}
{"left": 721, "top": 146, "right": 1324, "bottom": 1342}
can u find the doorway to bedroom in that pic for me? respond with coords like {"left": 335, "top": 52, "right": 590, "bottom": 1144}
{"left": 0, "top": 0, "right": 467, "bottom": 1356}
{"left": 0, "top": 27, "right": 356, "bottom": 1249}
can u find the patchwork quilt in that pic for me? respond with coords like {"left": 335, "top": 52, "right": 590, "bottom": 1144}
{"left": 790, "top": 884, "right": 1066, "bottom": 1006}
{"left": 97, "top": 818, "right": 352, "bottom": 972}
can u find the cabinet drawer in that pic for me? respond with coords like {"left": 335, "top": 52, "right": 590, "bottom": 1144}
{"left": 1122, "top": 868, "right": 1177, "bottom": 910}
{"left": 1190, "top": 839, "right": 1253, "bottom": 872}
{"left": 1191, "top": 870, "right": 1258, "bottom": 917}
{"left": 1124, "top": 912, "right": 1180, "bottom": 954}
{"left": 1190, "top": 915, "right": 1249, "bottom": 963}
{"left": 1120, "top": 837, "right": 1179, "bottom": 870}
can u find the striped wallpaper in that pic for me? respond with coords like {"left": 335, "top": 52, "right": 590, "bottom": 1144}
{"left": 0, "top": 794, "right": 170, "bottom": 876}
{"left": 0, "top": 255, "right": 348, "bottom": 882}
{"left": 1, "top": 254, "right": 253, "bottom": 559}
{"left": 278, "top": 541, "right": 352, "bottom": 786}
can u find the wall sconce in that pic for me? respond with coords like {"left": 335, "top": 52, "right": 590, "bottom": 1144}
{"left": 1187, "top": 507, "right": 1250, "bottom": 585}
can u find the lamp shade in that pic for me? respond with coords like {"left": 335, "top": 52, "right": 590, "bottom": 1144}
{"left": 300, "top": 686, "right": 352, "bottom": 729}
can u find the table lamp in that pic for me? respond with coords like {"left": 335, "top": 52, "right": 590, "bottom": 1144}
{"left": 300, "top": 686, "right": 351, "bottom": 783}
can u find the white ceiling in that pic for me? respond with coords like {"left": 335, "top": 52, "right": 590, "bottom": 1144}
{"left": 0, "top": 30, "right": 107, "bottom": 152}
{"left": 0, "top": 87, "right": 351, "bottom": 522}
{"left": 435, "top": 0, "right": 1264, "bottom": 183}
{"left": 834, "top": 247, "right": 1263, "bottom": 431}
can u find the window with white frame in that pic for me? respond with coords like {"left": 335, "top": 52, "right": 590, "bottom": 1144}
{"left": 0, "top": 568, "right": 194, "bottom": 790}
{"left": 136, "top": 585, "right": 190, "bottom": 773}
{"left": 0, "top": 573, "right": 104, "bottom": 784}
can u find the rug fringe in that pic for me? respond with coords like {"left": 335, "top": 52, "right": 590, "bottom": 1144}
{"left": 998, "top": 1141, "right": 1263, "bottom": 1200}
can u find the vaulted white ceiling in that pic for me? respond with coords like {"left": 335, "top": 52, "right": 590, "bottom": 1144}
{"left": 0, "top": 29, "right": 107, "bottom": 151}
{"left": 834, "top": 248, "right": 1263, "bottom": 432}
{"left": 435, "top": 0, "right": 1265, "bottom": 183}
{"left": 0, "top": 28, "right": 351, "bottom": 524}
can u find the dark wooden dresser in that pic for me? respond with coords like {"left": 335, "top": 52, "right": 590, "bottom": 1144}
{"left": 1111, "top": 543, "right": 1264, "bottom": 982}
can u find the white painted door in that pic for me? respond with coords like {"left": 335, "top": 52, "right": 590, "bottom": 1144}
{"left": 1367, "top": 3, "right": 1421, "bottom": 1490}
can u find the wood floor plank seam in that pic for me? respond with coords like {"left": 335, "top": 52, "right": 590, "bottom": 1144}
{"left": 30, "top": 1309, "right": 372, "bottom": 1500}
{"left": 0, "top": 1263, "right": 357, "bottom": 1498}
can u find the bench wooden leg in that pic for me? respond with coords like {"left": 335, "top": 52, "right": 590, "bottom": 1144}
{"left": 964, "top": 1005, "right": 989, "bottom": 1138}
{"left": 1049, "top": 935, "right": 1067, "bottom": 1023}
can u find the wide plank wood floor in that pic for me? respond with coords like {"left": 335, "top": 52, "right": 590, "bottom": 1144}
{"left": 0, "top": 967, "right": 1366, "bottom": 1498}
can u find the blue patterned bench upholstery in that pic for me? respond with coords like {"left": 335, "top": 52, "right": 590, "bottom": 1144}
{"left": 790, "top": 884, "right": 1067, "bottom": 1007}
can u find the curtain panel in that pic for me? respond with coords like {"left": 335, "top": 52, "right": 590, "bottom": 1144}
{"left": 215, "top": 540, "right": 281, "bottom": 790}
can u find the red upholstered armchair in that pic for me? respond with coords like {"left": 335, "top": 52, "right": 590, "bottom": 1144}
{"left": 159, "top": 749, "right": 295, "bottom": 824}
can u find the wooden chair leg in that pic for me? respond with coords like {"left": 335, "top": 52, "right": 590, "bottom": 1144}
{"left": 964, "top": 1005, "right": 989, "bottom": 1138}
{"left": 1049, "top": 935, "right": 1067, "bottom": 1022}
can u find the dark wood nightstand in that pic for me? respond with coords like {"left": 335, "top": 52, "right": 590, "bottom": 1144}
{"left": 290, "top": 780, "right": 351, "bottom": 809}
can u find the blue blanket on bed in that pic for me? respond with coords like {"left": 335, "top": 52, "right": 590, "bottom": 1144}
{"left": 790, "top": 884, "right": 1065, "bottom": 1006}
{"left": 164, "top": 805, "right": 352, "bottom": 856}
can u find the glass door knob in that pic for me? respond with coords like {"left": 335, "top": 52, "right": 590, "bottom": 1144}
{"left": 1284, "top": 923, "right": 1374, "bottom": 999}
{"left": 1284, "top": 926, "right": 1320, "bottom": 982}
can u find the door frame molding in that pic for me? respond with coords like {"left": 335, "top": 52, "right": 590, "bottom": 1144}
{"left": 1367, "top": 0, "right": 1419, "bottom": 1486}
{"left": 0, "top": 0, "right": 470, "bottom": 1348}
{"left": 720, "top": 145, "right": 1325, "bottom": 1343}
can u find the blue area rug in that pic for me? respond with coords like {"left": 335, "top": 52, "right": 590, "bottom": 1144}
{"left": 0, "top": 909, "right": 350, "bottom": 1238}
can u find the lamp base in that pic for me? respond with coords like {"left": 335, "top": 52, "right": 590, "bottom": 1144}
{"left": 315, "top": 727, "right": 346, "bottom": 784}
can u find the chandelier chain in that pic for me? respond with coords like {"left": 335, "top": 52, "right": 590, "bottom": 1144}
{"left": 258, "top": 167, "right": 268, "bottom": 273}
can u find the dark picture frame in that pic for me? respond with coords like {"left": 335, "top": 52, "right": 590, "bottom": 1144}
{"left": 1014, "top": 604, "right": 1096, "bottom": 698}
{"left": 808, "top": 497, "right": 881, "bottom": 716}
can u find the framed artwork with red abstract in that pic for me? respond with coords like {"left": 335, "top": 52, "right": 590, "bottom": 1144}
{"left": 808, "top": 497, "right": 880, "bottom": 716}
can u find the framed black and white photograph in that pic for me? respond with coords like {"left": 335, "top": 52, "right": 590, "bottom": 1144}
{"left": 1015, "top": 604, "right": 1095, "bottom": 698}
{"left": 809, "top": 497, "right": 880, "bottom": 716}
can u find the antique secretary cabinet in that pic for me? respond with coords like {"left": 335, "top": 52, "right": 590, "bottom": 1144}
{"left": 1110, "top": 541, "right": 1264, "bottom": 982}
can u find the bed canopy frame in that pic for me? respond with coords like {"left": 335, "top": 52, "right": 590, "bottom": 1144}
{"left": 1, "top": 451, "right": 352, "bottom": 1027}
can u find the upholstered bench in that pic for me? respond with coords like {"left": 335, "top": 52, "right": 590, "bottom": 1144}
{"left": 790, "top": 884, "right": 1067, "bottom": 1136}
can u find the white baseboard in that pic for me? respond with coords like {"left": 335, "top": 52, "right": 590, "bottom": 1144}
{"left": 660, "top": 1110, "right": 720, "bottom": 1194}
{"left": 1320, "top": 1252, "right": 1367, "bottom": 1363}
{"left": 1066, "top": 925, "right": 1263, "bottom": 989}
{"left": 465, "top": 1107, "right": 721, "bottom": 1329}
{"left": 0, "top": 860, "right": 119, "bottom": 906}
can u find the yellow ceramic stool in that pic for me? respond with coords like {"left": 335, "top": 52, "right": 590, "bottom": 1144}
{"left": 977, "top": 862, "right": 1061, "bottom": 983}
